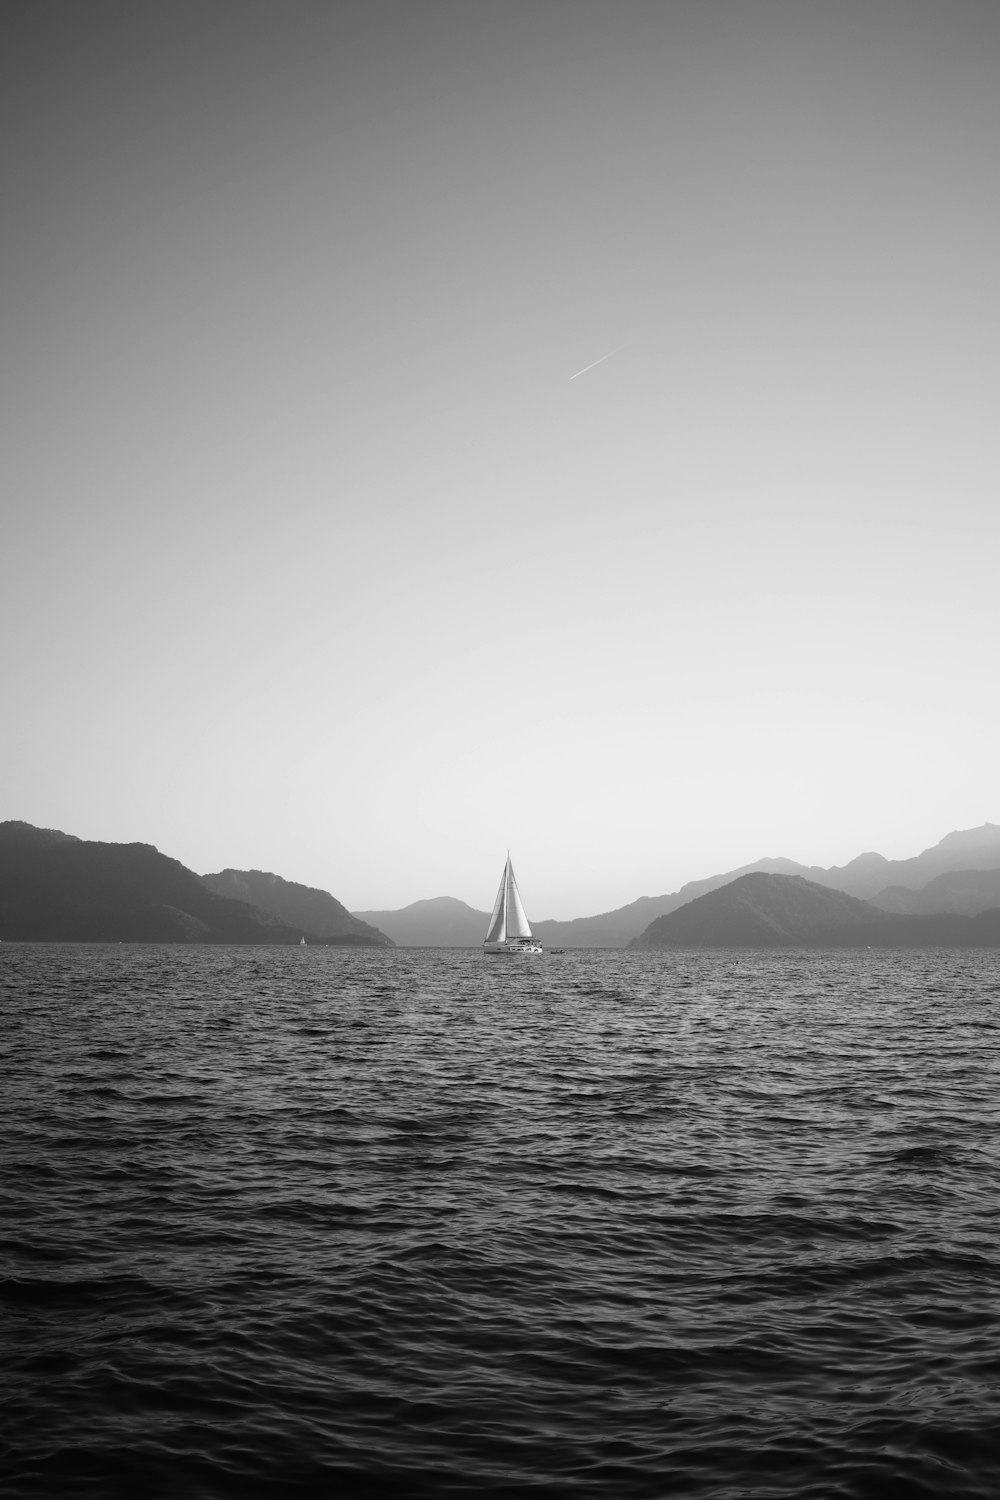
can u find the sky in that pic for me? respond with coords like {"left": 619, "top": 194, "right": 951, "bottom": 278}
{"left": 2, "top": 0, "right": 998, "bottom": 919}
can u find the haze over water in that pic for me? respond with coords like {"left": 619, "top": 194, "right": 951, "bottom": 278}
{"left": 4, "top": 943, "right": 999, "bottom": 1496}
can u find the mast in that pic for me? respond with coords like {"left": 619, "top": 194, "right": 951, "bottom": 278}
{"left": 484, "top": 852, "right": 534, "bottom": 945}
{"left": 505, "top": 855, "right": 532, "bottom": 939}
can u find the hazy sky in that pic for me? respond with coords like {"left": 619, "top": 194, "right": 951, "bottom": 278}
{"left": 3, "top": 1, "right": 998, "bottom": 918}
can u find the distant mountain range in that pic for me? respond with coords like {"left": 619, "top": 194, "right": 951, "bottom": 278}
{"left": 0, "top": 822, "right": 391, "bottom": 945}
{"left": 353, "top": 896, "right": 489, "bottom": 948}
{"left": 5, "top": 818, "right": 1000, "bottom": 949}
{"left": 869, "top": 866, "right": 1000, "bottom": 917}
{"left": 631, "top": 871, "right": 1000, "bottom": 949}
{"left": 355, "top": 824, "right": 1000, "bottom": 947}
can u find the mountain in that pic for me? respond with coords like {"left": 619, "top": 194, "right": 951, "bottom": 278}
{"left": 352, "top": 897, "right": 487, "bottom": 947}
{"left": 631, "top": 872, "right": 1000, "bottom": 948}
{"left": 643, "top": 825, "right": 1000, "bottom": 912}
{"left": 203, "top": 869, "right": 391, "bottom": 945}
{"left": 903, "top": 823, "right": 1000, "bottom": 877}
{"left": 12, "top": 815, "right": 995, "bottom": 948}
{"left": 544, "top": 826, "right": 1000, "bottom": 946}
{"left": 530, "top": 824, "right": 1000, "bottom": 945}
{"left": 608, "top": 825, "right": 1000, "bottom": 943}
{"left": 350, "top": 825, "right": 1000, "bottom": 949}
{"left": 550, "top": 857, "right": 815, "bottom": 945}
{"left": 355, "top": 860, "right": 815, "bottom": 948}
{"left": 869, "top": 866, "right": 1000, "bottom": 918}
{"left": 807, "top": 823, "right": 1000, "bottom": 900}
{"left": 633, "top": 874, "right": 884, "bottom": 947}
{"left": 0, "top": 821, "right": 313, "bottom": 943}
{"left": 0, "top": 821, "right": 389, "bottom": 945}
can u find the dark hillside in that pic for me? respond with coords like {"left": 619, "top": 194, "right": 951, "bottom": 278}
{"left": 631, "top": 872, "right": 994, "bottom": 948}
{"left": 204, "top": 869, "right": 391, "bottom": 945}
{"left": 0, "top": 822, "right": 307, "bottom": 943}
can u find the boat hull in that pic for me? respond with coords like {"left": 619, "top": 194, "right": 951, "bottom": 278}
{"left": 483, "top": 940, "right": 543, "bottom": 955}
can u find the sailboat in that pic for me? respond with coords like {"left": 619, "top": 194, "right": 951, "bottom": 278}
{"left": 483, "top": 853, "right": 543, "bottom": 954}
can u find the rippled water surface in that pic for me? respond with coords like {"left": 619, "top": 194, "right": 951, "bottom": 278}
{"left": 2, "top": 944, "right": 999, "bottom": 1497}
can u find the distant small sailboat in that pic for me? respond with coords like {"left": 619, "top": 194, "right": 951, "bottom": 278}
{"left": 299, "top": 936, "right": 306, "bottom": 946}
{"left": 483, "top": 853, "right": 543, "bottom": 954}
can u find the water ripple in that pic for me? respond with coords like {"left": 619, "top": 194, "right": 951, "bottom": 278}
{"left": 2, "top": 944, "right": 999, "bottom": 1497}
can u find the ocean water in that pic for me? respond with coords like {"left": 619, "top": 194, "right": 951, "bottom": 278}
{"left": 2, "top": 944, "right": 999, "bottom": 1499}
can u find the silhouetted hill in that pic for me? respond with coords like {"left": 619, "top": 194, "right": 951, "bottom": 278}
{"left": 541, "top": 824, "right": 1000, "bottom": 944}
{"left": 525, "top": 833, "right": 1000, "bottom": 948}
{"left": 805, "top": 824, "right": 1000, "bottom": 899}
{"left": 631, "top": 872, "right": 1000, "bottom": 948}
{"left": 352, "top": 897, "right": 487, "bottom": 947}
{"left": 597, "top": 825, "right": 1000, "bottom": 945}
{"left": 839, "top": 828, "right": 1000, "bottom": 894}
{"left": 0, "top": 820, "right": 81, "bottom": 848}
{"left": 644, "top": 825, "right": 1000, "bottom": 912}
{"left": 562, "top": 857, "right": 813, "bottom": 944}
{"left": 633, "top": 874, "right": 878, "bottom": 947}
{"left": 869, "top": 866, "right": 1000, "bottom": 917}
{"left": 0, "top": 822, "right": 314, "bottom": 943}
{"left": 204, "top": 869, "right": 391, "bottom": 945}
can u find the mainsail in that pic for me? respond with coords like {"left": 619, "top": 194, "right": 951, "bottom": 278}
{"left": 484, "top": 854, "right": 533, "bottom": 944}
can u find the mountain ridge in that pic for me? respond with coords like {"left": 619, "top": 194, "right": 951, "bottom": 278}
{"left": 354, "top": 824, "right": 1000, "bottom": 947}
{"left": 203, "top": 868, "right": 390, "bottom": 946}
{"left": 5, "top": 818, "right": 1000, "bottom": 947}
{"left": 353, "top": 896, "right": 487, "bottom": 948}
{"left": 869, "top": 866, "right": 1000, "bottom": 918}
{"left": 631, "top": 872, "right": 1000, "bottom": 949}
{"left": 0, "top": 822, "right": 388, "bottom": 945}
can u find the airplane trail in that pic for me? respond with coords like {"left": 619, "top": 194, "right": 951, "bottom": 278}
{"left": 570, "top": 345, "right": 625, "bottom": 381}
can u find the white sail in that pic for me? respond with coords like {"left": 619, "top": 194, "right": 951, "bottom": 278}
{"left": 483, "top": 854, "right": 538, "bottom": 948}
{"left": 505, "top": 861, "right": 532, "bottom": 938}
{"left": 484, "top": 866, "right": 508, "bottom": 944}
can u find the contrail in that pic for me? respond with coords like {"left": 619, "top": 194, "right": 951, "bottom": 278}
{"left": 570, "top": 344, "right": 625, "bottom": 381}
